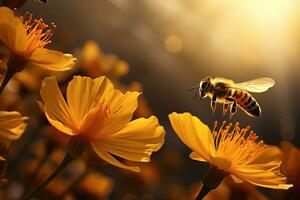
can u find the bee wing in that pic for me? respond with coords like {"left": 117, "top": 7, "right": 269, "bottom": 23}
{"left": 232, "top": 77, "right": 275, "bottom": 93}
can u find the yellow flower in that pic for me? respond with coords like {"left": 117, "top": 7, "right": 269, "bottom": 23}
{"left": 0, "top": 111, "right": 28, "bottom": 146}
{"left": 0, "top": 7, "right": 76, "bottom": 71}
{"left": 39, "top": 75, "right": 165, "bottom": 172}
{"left": 79, "top": 41, "right": 128, "bottom": 79}
{"left": 168, "top": 112, "right": 292, "bottom": 190}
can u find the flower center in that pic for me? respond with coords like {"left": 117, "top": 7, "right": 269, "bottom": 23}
{"left": 20, "top": 12, "right": 56, "bottom": 54}
{"left": 212, "top": 121, "right": 267, "bottom": 166}
{"left": 79, "top": 98, "right": 110, "bottom": 139}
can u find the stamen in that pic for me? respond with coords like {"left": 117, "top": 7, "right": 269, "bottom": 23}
{"left": 212, "top": 121, "right": 268, "bottom": 166}
{"left": 212, "top": 121, "right": 218, "bottom": 135}
{"left": 20, "top": 11, "right": 55, "bottom": 54}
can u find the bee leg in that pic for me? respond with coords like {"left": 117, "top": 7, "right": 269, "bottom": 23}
{"left": 211, "top": 94, "right": 217, "bottom": 114}
{"left": 223, "top": 102, "right": 230, "bottom": 115}
{"left": 225, "top": 98, "right": 236, "bottom": 118}
{"left": 230, "top": 101, "right": 237, "bottom": 119}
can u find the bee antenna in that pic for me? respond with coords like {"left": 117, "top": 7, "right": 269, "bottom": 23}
{"left": 193, "top": 91, "right": 198, "bottom": 99}
{"left": 187, "top": 85, "right": 199, "bottom": 92}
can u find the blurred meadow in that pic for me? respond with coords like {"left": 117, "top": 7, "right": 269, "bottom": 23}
{"left": 0, "top": 0, "right": 300, "bottom": 199}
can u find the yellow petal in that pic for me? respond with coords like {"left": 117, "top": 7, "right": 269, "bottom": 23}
{"left": 0, "top": 7, "right": 28, "bottom": 54}
{"left": 40, "top": 76, "right": 76, "bottom": 135}
{"left": 29, "top": 48, "right": 76, "bottom": 71}
{"left": 101, "top": 90, "right": 140, "bottom": 135}
{"left": 248, "top": 145, "right": 282, "bottom": 165}
{"left": 0, "top": 111, "right": 28, "bottom": 145}
{"left": 91, "top": 143, "right": 140, "bottom": 172}
{"left": 230, "top": 175, "right": 244, "bottom": 183}
{"left": 230, "top": 162, "right": 293, "bottom": 189}
{"left": 168, "top": 112, "right": 215, "bottom": 163}
{"left": 94, "top": 116, "right": 165, "bottom": 162}
{"left": 66, "top": 76, "right": 114, "bottom": 125}
{"left": 189, "top": 152, "right": 208, "bottom": 162}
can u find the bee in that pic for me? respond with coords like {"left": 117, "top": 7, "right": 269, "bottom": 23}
{"left": 190, "top": 77, "right": 275, "bottom": 117}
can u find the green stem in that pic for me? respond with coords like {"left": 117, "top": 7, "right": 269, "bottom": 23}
{"left": 22, "top": 153, "right": 73, "bottom": 200}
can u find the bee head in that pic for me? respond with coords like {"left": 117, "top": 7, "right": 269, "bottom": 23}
{"left": 199, "top": 76, "right": 211, "bottom": 98}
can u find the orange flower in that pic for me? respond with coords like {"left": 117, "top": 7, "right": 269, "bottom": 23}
{"left": 39, "top": 76, "right": 165, "bottom": 172}
{"left": 0, "top": 7, "right": 76, "bottom": 71}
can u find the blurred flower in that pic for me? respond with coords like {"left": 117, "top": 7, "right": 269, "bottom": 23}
{"left": 168, "top": 112, "right": 292, "bottom": 191}
{"left": 0, "top": 7, "right": 76, "bottom": 72}
{"left": 24, "top": 159, "right": 69, "bottom": 197}
{"left": 0, "top": 111, "right": 28, "bottom": 147}
{"left": 76, "top": 170, "right": 113, "bottom": 199}
{"left": 39, "top": 75, "right": 165, "bottom": 172}
{"left": 0, "top": 111, "right": 27, "bottom": 187}
{"left": 78, "top": 41, "right": 128, "bottom": 79}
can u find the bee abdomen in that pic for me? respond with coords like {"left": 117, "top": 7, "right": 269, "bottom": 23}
{"left": 233, "top": 90, "right": 261, "bottom": 117}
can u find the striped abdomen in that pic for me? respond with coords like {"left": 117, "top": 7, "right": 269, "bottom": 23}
{"left": 230, "top": 89, "right": 261, "bottom": 117}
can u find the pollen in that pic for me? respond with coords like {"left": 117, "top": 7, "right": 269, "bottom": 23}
{"left": 20, "top": 12, "right": 56, "bottom": 54}
{"left": 212, "top": 120, "right": 267, "bottom": 166}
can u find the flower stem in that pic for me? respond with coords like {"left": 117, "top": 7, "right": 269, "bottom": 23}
{"left": 196, "top": 184, "right": 211, "bottom": 200}
{"left": 0, "top": 54, "right": 27, "bottom": 96}
{"left": 0, "top": 69, "right": 15, "bottom": 96}
{"left": 23, "top": 150, "right": 52, "bottom": 194}
{"left": 22, "top": 153, "right": 73, "bottom": 200}
{"left": 195, "top": 165, "right": 228, "bottom": 200}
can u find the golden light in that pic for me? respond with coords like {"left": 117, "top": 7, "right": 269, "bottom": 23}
{"left": 165, "top": 34, "right": 183, "bottom": 53}
{"left": 190, "top": 0, "right": 300, "bottom": 68}
{"left": 146, "top": 0, "right": 300, "bottom": 68}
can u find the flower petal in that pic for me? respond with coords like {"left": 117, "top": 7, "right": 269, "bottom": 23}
{"left": 94, "top": 116, "right": 165, "bottom": 162}
{"left": 40, "top": 76, "right": 76, "bottom": 135}
{"left": 248, "top": 145, "right": 282, "bottom": 165}
{"left": 168, "top": 112, "right": 215, "bottom": 163}
{"left": 29, "top": 48, "right": 76, "bottom": 71}
{"left": 0, "top": 111, "right": 28, "bottom": 145}
{"left": 230, "top": 162, "right": 293, "bottom": 189}
{"left": 230, "top": 175, "right": 244, "bottom": 183}
{"left": 189, "top": 152, "right": 207, "bottom": 162}
{"left": 66, "top": 76, "right": 140, "bottom": 135}
{"left": 101, "top": 90, "right": 140, "bottom": 135}
{"left": 91, "top": 143, "right": 140, "bottom": 172}
{"left": 66, "top": 76, "right": 114, "bottom": 125}
{"left": 0, "top": 7, "right": 28, "bottom": 54}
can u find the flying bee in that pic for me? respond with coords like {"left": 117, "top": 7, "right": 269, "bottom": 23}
{"left": 189, "top": 77, "right": 275, "bottom": 117}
